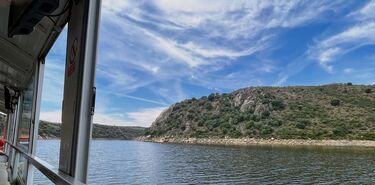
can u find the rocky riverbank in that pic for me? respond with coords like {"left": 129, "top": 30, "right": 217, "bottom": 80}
{"left": 137, "top": 136, "right": 375, "bottom": 148}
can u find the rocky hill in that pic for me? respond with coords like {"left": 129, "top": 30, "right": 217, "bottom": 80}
{"left": 147, "top": 84, "right": 375, "bottom": 140}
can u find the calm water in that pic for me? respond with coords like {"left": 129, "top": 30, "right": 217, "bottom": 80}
{"left": 33, "top": 140, "right": 375, "bottom": 184}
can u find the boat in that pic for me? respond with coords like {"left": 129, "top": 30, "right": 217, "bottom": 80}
{"left": 0, "top": 0, "right": 101, "bottom": 184}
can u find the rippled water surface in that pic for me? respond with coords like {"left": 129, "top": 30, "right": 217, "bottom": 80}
{"left": 33, "top": 140, "right": 375, "bottom": 184}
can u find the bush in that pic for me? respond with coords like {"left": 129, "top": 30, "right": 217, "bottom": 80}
{"left": 208, "top": 93, "right": 215, "bottom": 101}
{"left": 261, "top": 99, "right": 270, "bottom": 104}
{"left": 332, "top": 125, "right": 349, "bottom": 137}
{"left": 361, "top": 132, "right": 375, "bottom": 140}
{"left": 245, "top": 121, "right": 254, "bottom": 129}
{"left": 330, "top": 99, "right": 340, "bottom": 106}
{"left": 261, "top": 110, "right": 270, "bottom": 118}
{"left": 347, "top": 82, "right": 353, "bottom": 86}
{"left": 296, "top": 122, "right": 306, "bottom": 129}
{"left": 365, "top": 88, "right": 372, "bottom": 93}
{"left": 271, "top": 100, "right": 285, "bottom": 111}
{"left": 263, "top": 92, "right": 272, "bottom": 99}
{"left": 251, "top": 115, "right": 260, "bottom": 122}
{"left": 269, "top": 120, "right": 282, "bottom": 127}
{"left": 229, "top": 129, "right": 242, "bottom": 138}
{"left": 260, "top": 125, "right": 273, "bottom": 135}
{"left": 204, "top": 102, "right": 213, "bottom": 110}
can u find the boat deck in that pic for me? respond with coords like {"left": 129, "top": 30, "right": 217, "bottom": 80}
{"left": 0, "top": 155, "right": 10, "bottom": 185}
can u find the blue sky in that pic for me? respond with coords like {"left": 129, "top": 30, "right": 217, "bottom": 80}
{"left": 40, "top": 0, "right": 375, "bottom": 127}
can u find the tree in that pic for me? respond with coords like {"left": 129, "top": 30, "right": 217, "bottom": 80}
{"left": 365, "top": 88, "right": 372, "bottom": 93}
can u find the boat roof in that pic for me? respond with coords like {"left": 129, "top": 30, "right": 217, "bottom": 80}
{"left": 0, "top": 0, "right": 69, "bottom": 112}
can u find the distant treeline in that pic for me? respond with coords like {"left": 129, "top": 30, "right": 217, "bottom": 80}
{"left": 0, "top": 117, "right": 145, "bottom": 139}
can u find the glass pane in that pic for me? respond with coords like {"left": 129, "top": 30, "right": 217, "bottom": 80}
{"left": 15, "top": 75, "right": 35, "bottom": 183}
{"left": 17, "top": 76, "right": 35, "bottom": 152}
{"left": 16, "top": 155, "right": 29, "bottom": 184}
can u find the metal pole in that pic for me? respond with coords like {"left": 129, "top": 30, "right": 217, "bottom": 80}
{"left": 59, "top": 0, "right": 101, "bottom": 183}
{"left": 10, "top": 95, "right": 22, "bottom": 182}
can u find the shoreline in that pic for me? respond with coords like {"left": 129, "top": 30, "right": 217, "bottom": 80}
{"left": 137, "top": 137, "right": 375, "bottom": 148}
{"left": 37, "top": 137, "right": 132, "bottom": 140}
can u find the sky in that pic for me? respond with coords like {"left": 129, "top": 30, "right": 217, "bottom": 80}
{"left": 40, "top": 0, "right": 375, "bottom": 127}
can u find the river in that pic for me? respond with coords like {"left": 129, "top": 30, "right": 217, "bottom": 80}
{"left": 33, "top": 140, "right": 375, "bottom": 184}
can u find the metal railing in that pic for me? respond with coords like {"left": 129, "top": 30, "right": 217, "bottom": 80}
{"left": 7, "top": 142, "right": 85, "bottom": 185}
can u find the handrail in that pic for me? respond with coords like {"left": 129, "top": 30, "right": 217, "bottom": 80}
{"left": 6, "top": 141, "right": 85, "bottom": 185}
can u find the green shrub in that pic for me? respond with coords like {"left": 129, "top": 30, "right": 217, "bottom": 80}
{"left": 365, "top": 88, "right": 372, "bottom": 93}
{"left": 245, "top": 121, "right": 254, "bottom": 129}
{"left": 296, "top": 122, "right": 306, "bottom": 129}
{"left": 261, "top": 110, "right": 270, "bottom": 118}
{"left": 262, "top": 99, "right": 270, "bottom": 104}
{"left": 251, "top": 115, "right": 260, "bottom": 122}
{"left": 332, "top": 125, "right": 349, "bottom": 137}
{"left": 204, "top": 102, "right": 213, "bottom": 110}
{"left": 229, "top": 129, "right": 242, "bottom": 138}
{"left": 180, "top": 125, "right": 186, "bottom": 131}
{"left": 260, "top": 125, "right": 273, "bottom": 135}
{"left": 269, "top": 120, "right": 282, "bottom": 127}
{"left": 208, "top": 93, "right": 215, "bottom": 101}
{"left": 361, "top": 132, "right": 375, "bottom": 140}
{"left": 271, "top": 100, "right": 285, "bottom": 110}
{"left": 330, "top": 99, "right": 340, "bottom": 106}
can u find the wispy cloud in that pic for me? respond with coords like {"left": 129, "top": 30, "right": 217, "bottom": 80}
{"left": 349, "top": 0, "right": 375, "bottom": 20}
{"left": 308, "top": 22, "right": 375, "bottom": 72}
{"left": 99, "top": 0, "right": 346, "bottom": 94}
{"left": 108, "top": 93, "right": 168, "bottom": 106}
{"left": 276, "top": 1, "right": 375, "bottom": 85}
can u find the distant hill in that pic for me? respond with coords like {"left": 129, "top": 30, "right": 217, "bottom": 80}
{"left": 0, "top": 117, "right": 145, "bottom": 139}
{"left": 147, "top": 84, "right": 375, "bottom": 140}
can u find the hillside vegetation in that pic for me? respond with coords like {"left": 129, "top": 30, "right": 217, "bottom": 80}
{"left": 147, "top": 84, "right": 375, "bottom": 140}
{"left": 39, "top": 121, "right": 145, "bottom": 139}
{"left": 0, "top": 118, "right": 145, "bottom": 139}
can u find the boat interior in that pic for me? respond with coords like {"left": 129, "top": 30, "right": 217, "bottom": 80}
{"left": 0, "top": 0, "right": 101, "bottom": 184}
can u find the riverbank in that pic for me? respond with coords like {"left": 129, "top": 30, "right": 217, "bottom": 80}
{"left": 137, "top": 137, "right": 375, "bottom": 148}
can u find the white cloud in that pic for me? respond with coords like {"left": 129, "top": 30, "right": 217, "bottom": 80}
{"left": 349, "top": 1, "right": 375, "bottom": 20}
{"left": 343, "top": 68, "right": 354, "bottom": 74}
{"left": 125, "top": 107, "right": 166, "bottom": 127}
{"left": 309, "top": 22, "right": 375, "bottom": 72}
{"left": 40, "top": 111, "right": 62, "bottom": 123}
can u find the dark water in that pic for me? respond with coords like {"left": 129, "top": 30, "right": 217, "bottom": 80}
{"left": 33, "top": 140, "right": 375, "bottom": 184}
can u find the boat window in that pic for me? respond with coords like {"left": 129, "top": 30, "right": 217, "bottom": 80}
{"left": 16, "top": 75, "right": 35, "bottom": 183}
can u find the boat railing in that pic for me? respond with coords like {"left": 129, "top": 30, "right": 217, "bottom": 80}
{"left": 6, "top": 141, "right": 85, "bottom": 185}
